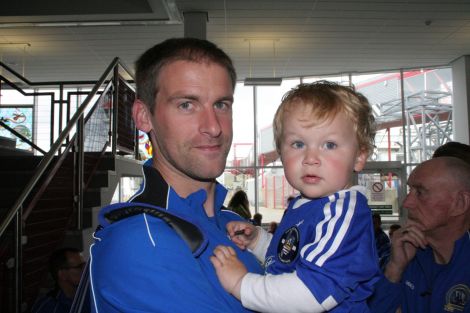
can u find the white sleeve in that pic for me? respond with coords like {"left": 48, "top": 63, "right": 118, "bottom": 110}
{"left": 240, "top": 272, "right": 335, "bottom": 313}
{"left": 248, "top": 226, "right": 272, "bottom": 262}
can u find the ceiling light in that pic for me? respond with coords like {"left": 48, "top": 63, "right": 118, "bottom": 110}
{"left": 244, "top": 77, "right": 282, "bottom": 86}
{"left": 244, "top": 38, "right": 282, "bottom": 86}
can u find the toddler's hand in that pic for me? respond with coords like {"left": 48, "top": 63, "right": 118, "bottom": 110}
{"left": 227, "top": 221, "right": 259, "bottom": 250}
{"left": 210, "top": 245, "right": 247, "bottom": 300}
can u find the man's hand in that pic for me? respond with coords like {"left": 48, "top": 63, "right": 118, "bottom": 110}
{"left": 226, "top": 221, "right": 260, "bottom": 250}
{"left": 210, "top": 245, "right": 247, "bottom": 300}
{"left": 385, "top": 223, "right": 427, "bottom": 283}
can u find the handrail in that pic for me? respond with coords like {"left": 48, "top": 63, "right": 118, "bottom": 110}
{"left": 0, "top": 119, "right": 47, "bottom": 155}
{"left": 0, "top": 57, "right": 134, "bottom": 237}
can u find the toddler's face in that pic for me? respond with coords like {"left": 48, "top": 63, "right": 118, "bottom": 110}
{"left": 279, "top": 107, "right": 367, "bottom": 199}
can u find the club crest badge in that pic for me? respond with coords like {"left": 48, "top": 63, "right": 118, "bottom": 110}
{"left": 277, "top": 226, "right": 300, "bottom": 263}
{"left": 444, "top": 284, "right": 470, "bottom": 312}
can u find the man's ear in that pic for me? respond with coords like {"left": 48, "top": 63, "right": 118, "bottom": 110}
{"left": 132, "top": 99, "right": 153, "bottom": 133}
{"left": 450, "top": 190, "right": 470, "bottom": 217}
{"left": 353, "top": 149, "right": 368, "bottom": 172}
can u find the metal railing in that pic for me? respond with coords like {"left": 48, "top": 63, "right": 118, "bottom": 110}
{"left": 0, "top": 57, "right": 137, "bottom": 312}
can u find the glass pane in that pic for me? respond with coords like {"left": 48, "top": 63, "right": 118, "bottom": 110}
{"left": 111, "top": 176, "right": 143, "bottom": 203}
{"left": 256, "top": 78, "right": 300, "bottom": 223}
{"left": 351, "top": 72, "right": 404, "bottom": 218}
{"left": 222, "top": 82, "right": 256, "bottom": 218}
{"left": 356, "top": 161, "right": 407, "bottom": 220}
{"left": 352, "top": 71, "right": 404, "bottom": 163}
{"left": 403, "top": 68, "right": 453, "bottom": 164}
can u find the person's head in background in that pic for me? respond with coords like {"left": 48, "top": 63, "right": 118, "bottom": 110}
{"left": 372, "top": 212, "right": 383, "bottom": 234}
{"left": 228, "top": 189, "right": 252, "bottom": 220}
{"left": 273, "top": 81, "right": 376, "bottom": 199}
{"left": 252, "top": 213, "right": 263, "bottom": 226}
{"left": 388, "top": 224, "right": 401, "bottom": 239}
{"left": 49, "top": 247, "right": 86, "bottom": 299}
{"left": 132, "top": 38, "right": 236, "bottom": 198}
{"left": 268, "top": 221, "right": 278, "bottom": 234}
{"left": 403, "top": 157, "right": 470, "bottom": 239}
{"left": 432, "top": 141, "right": 470, "bottom": 165}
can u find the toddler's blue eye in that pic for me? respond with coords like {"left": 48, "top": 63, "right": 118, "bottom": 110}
{"left": 324, "top": 141, "right": 337, "bottom": 150}
{"left": 292, "top": 141, "right": 304, "bottom": 149}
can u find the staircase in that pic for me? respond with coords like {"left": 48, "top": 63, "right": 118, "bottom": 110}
{"left": 0, "top": 148, "right": 142, "bottom": 312}
{"left": 0, "top": 57, "right": 138, "bottom": 312}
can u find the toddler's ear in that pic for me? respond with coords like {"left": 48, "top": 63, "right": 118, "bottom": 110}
{"left": 353, "top": 149, "right": 368, "bottom": 172}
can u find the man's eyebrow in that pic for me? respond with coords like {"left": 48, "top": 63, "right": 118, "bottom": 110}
{"left": 167, "top": 94, "right": 234, "bottom": 103}
{"left": 168, "top": 94, "right": 198, "bottom": 102}
{"left": 217, "top": 95, "right": 234, "bottom": 103}
{"left": 408, "top": 182, "right": 427, "bottom": 191}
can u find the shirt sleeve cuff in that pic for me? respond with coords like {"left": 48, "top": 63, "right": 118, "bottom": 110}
{"left": 240, "top": 272, "right": 326, "bottom": 313}
{"left": 249, "top": 226, "right": 272, "bottom": 262}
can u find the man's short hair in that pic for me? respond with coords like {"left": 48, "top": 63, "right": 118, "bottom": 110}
{"left": 432, "top": 141, "right": 470, "bottom": 166}
{"left": 135, "top": 38, "right": 236, "bottom": 113}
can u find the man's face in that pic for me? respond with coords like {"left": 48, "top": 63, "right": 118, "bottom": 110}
{"left": 61, "top": 252, "right": 85, "bottom": 288}
{"left": 402, "top": 160, "right": 456, "bottom": 233}
{"left": 149, "top": 60, "right": 234, "bottom": 182}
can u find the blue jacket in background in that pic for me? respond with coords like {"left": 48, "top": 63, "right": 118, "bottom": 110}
{"left": 368, "top": 231, "right": 470, "bottom": 313}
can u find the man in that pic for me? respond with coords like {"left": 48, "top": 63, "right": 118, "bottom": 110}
{"left": 32, "top": 248, "right": 87, "bottom": 313}
{"left": 369, "top": 157, "right": 470, "bottom": 312}
{"left": 372, "top": 212, "right": 391, "bottom": 271}
{"left": 89, "top": 38, "right": 263, "bottom": 312}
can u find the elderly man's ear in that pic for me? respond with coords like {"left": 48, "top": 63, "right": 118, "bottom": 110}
{"left": 451, "top": 190, "right": 470, "bottom": 217}
{"left": 132, "top": 100, "right": 153, "bottom": 133}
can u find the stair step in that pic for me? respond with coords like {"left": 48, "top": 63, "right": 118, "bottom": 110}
{"left": 0, "top": 155, "right": 42, "bottom": 170}
{"left": 86, "top": 171, "right": 112, "bottom": 188}
{"left": 27, "top": 207, "right": 74, "bottom": 223}
{"left": 24, "top": 217, "right": 69, "bottom": 235}
{"left": 32, "top": 197, "right": 74, "bottom": 210}
{"left": 24, "top": 238, "right": 64, "bottom": 262}
{"left": 25, "top": 229, "right": 68, "bottom": 248}
{"left": 84, "top": 189, "right": 102, "bottom": 207}
{"left": 0, "top": 171, "right": 36, "bottom": 188}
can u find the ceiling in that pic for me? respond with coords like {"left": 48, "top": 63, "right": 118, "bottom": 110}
{"left": 1, "top": 0, "right": 469, "bottom": 83}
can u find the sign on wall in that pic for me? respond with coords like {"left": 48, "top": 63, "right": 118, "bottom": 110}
{"left": 0, "top": 106, "right": 33, "bottom": 151}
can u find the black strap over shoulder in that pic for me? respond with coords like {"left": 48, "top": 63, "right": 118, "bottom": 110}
{"left": 105, "top": 205, "right": 205, "bottom": 255}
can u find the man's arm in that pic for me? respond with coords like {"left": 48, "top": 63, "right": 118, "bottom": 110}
{"left": 368, "top": 224, "right": 428, "bottom": 313}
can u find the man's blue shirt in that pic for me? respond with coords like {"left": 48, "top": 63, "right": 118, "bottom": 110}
{"left": 89, "top": 160, "right": 263, "bottom": 312}
{"left": 369, "top": 231, "right": 470, "bottom": 313}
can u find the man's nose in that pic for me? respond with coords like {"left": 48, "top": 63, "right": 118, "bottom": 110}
{"left": 200, "top": 107, "right": 222, "bottom": 137}
{"left": 402, "top": 192, "right": 415, "bottom": 210}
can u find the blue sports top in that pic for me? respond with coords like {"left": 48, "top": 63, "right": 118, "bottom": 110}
{"left": 369, "top": 231, "right": 470, "bottom": 313}
{"left": 32, "top": 289, "right": 74, "bottom": 313}
{"left": 89, "top": 159, "right": 263, "bottom": 313}
{"left": 261, "top": 187, "right": 380, "bottom": 312}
